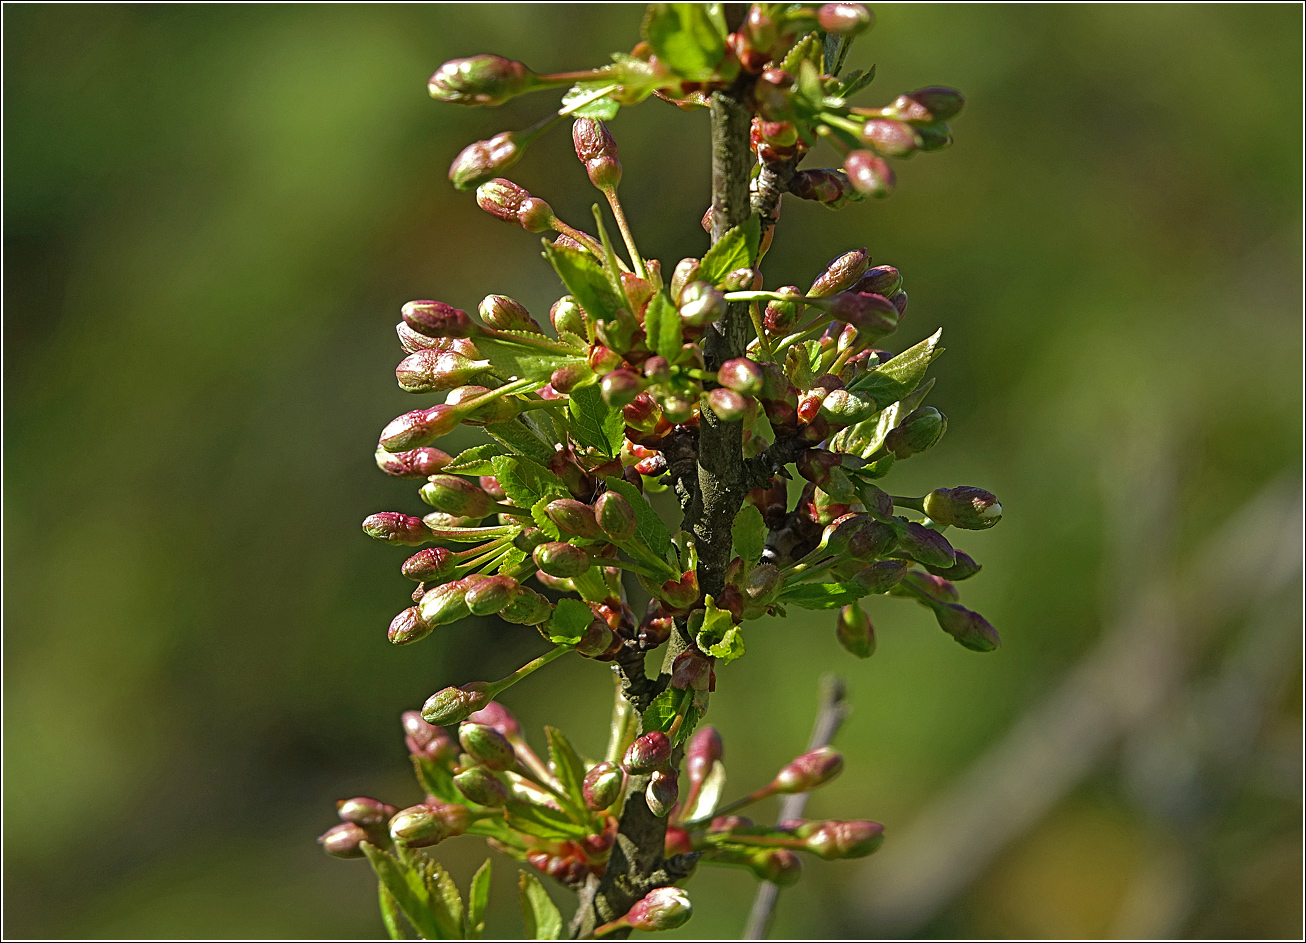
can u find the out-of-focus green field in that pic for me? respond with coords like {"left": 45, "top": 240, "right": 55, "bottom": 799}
{"left": 4, "top": 4, "right": 1300, "bottom": 939}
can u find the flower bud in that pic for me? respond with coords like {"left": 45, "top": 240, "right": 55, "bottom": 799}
{"left": 854, "top": 265, "right": 902, "bottom": 296}
{"left": 420, "top": 475, "right": 495, "bottom": 518}
{"left": 861, "top": 119, "right": 920, "bottom": 158}
{"left": 661, "top": 394, "right": 695, "bottom": 425}
{"left": 723, "top": 267, "right": 756, "bottom": 291}
{"left": 686, "top": 726, "right": 724, "bottom": 789}
{"left": 397, "top": 323, "right": 479, "bottom": 355}
{"left": 890, "top": 289, "right": 909, "bottom": 317}
{"left": 453, "top": 767, "right": 510, "bottom": 807}
{"left": 638, "top": 602, "right": 675, "bottom": 648}
{"left": 459, "top": 722, "right": 517, "bottom": 771}
{"left": 498, "top": 586, "right": 553, "bottom": 625}
{"left": 809, "top": 248, "right": 871, "bottom": 298}
{"left": 549, "top": 363, "right": 590, "bottom": 393}
{"left": 533, "top": 541, "right": 591, "bottom": 578}
{"left": 836, "top": 602, "right": 876, "bottom": 658}
{"left": 389, "top": 606, "right": 433, "bottom": 645}
{"left": 582, "top": 761, "right": 624, "bottom": 810}
{"left": 657, "top": 571, "right": 700, "bottom": 612}
{"left": 706, "top": 388, "right": 750, "bottom": 422}
{"left": 379, "top": 405, "right": 462, "bottom": 451}
{"left": 337, "top": 796, "right": 398, "bottom": 830}
{"left": 743, "top": 563, "right": 783, "bottom": 606}
{"left": 390, "top": 802, "right": 468, "bottom": 847}
{"left": 801, "top": 819, "right": 884, "bottom": 859}
{"left": 751, "top": 848, "right": 802, "bottom": 885}
{"left": 774, "top": 746, "right": 844, "bottom": 793}
{"left": 574, "top": 618, "right": 617, "bottom": 658}
{"left": 820, "top": 291, "right": 899, "bottom": 336}
{"left": 844, "top": 150, "right": 896, "bottom": 197}
{"left": 789, "top": 169, "right": 863, "bottom": 210}
{"left": 467, "top": 700, "right": 521, "bottom": 739}
{"left": 923, "top": 486, "right": 1002, "bottom": 529}
{"left": 594, "top": 490, "right": 637, "bottom": 541}
{"left": 319, "top": 822, "right": 369, "bottom": 859}
{"left": 896, "top": 520, "right": 956, "bottom": 569}
{"left": 465, "top": 574, "right": 520, "bottom": 616}
{"left": 678, "top": 281, "right": 726, "bottom": 325}
{"left": 718, "top": 357, "right": 764, "bottom": 395}
{"left": 895, "top": 86, "right": 966, "bottom": 122}
{"left": 709, "top": 815, "right": 754, "bottom": 832}
{"left": 670, "top": 648, "right": 712, "bottom": 690}
{"left": 544, "top": 499, "right": 604, "bottom": 539}
{"left": 885, "top": 406, "right": 946, "bottom": 458}
{"left": 400, "top": 547, "right": 453, "bottom": 582}
{"left": 818, "top": 2, "right": 875, "bottom": 36}
{"left": 645, "top": 767, "right": 679, "bottom": 817}
{"left": 572, "top": 118, "right": 622, "bottom": 191}
{"left": 449, "top": 132, "right": 521, "bottom": 190}
{"left": 848, "top": 520, "right": 897, "bottom": 560}
{"left": 600, "top": 369, "right": 642, "bottom": 407}
{"left": 418, "top": 577, "right": 475, "bottom": 627}
{"left": 404, "top": 709, "right": 456, "bottom": 761}
{"left": 422, "top": 682, "right": 492, "bottom": 726}
{"left": 924, "top": 549, "right": 982, "bottom": 581}
{"left": 428, "top": 54, "right": 534, "bottom": 106}
{"left": 623, "top": 730, "right": 672, "bottom": 774}
{"left": 402, "top": 300, "right": 475, "bottom": 338}
{"left": 625, "top": 886, "right": 693, "bottom": 932}
{"left": 478, "top": 294, "right": 543, "bottom": 333}
{"left": 933, "top": 603, "right": 999, "bottom": 652}
{"left": 850, "top": 559, "right": 909, "bottom": 593}
{"left": 397, "top": 350, "right": 490, "bottom": 393}
{"left": 375, "top": 445, "right": 452, "bottom": 478}
{"left": 476, "top": 178, "right": 554, "bottom": 232}
{"left": 670, "top": 258, "right": 702, "bottom": 303}
{"left": 363, "top": 512, "right": 431, "bottom": 546}
{"left": 550, "top": 295, "right": 587, "bottom": 336}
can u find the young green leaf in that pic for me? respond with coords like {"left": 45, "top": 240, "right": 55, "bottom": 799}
{"left": 475, "top": 333, "right": 586, "bottom": 383}
{"left": 732, "top": 503, "right": 766, "bottom": 566}
{"left": 848, "top": 329, "right": 944, "bottom": 406}
{"left": 831, "top": 377, "right": 935, "bottom": 458}
{"left": 563, "top": 82, "right": 620, "bottom": 121}
{"left": 363, "top": 844, "right": 463, "bottom": 941}
{"left": 444, "top": 444, "right": 503, "bottom": 476}
{"left": 602, "top": 476, "right": 673, "bottom": 564}
{"left": 491, "top": 455, "right": 569, "bottom": 509}
{"left": 642, "top": 684, "right": 691, "bottom": 735}
{"left": 643, "top": 291, "right": 683, "bottom": 362}
{"left": 695, "top": 596, "right": 744, "bottom": 665}
{"left": 779, "top": 581, "right": 872, "bottom": 609}
{"left": 378, "top": 881, "right": 409, "bottom": 941}
{"left": 547, "top": 598, "right": 593, "bottom": 646}
{"left": 545, "top": 725, "right": 589, "bottom": 810}
{"left": 411, "top": 754, "right": 459, "bottom": 804}
{"left": 567, "top": 384, "right": 624, "bottom": 457}
{"left": 465, "top": 860, "right": 492, "bottom": 940}
{"left": 542, "top": 242, "right": 623, "bottom": 325}
{"left": 642, "top": 3, "right": 727, "bottom": 82}
{"left": 485, "top": 419, "right": 557, "bottom": 466}
{"left": 699, "top": 215, "right": 761, "bottom": 285}
{"left": 505, "top": 801, "right": 590, "bottom": 841}
{"left": 519, "top": 871, "right": 563, "bottom": 940}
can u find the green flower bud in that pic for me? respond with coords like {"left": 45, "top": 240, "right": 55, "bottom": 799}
{"left": 389, "top": 802, "right": 468, "bottom": 847}
{"left": 465, "top": 574, "right": 520, "bottom": 616}
{"left": 774, "top": 745, "right": 844, "bottom": 793}
{"left": 818, "top": 3, "right": 875, "bottom": 36}
{"left": 397, "top": 350, "right": 491, "bottom": 393}
{"left": 379, "top": 405, "right": 462, "bottom": 452}
{"left": 338, "top": 796, "right": 399, "bottom": 831}
{"left": 751, "top": 848, "right": 802, "bottom": 885}
{"left": 623, "top": 730, "right": 671, "bottom": 774}
{"left": 819, "top": 388, "right": 879, "bottom": 425}
{"left": 550, "top": 295, "right": 587, "bottom": 336}
{"left": 498, "top": 586, "right": 553, "bottom": 625}
{"left": 895, "top": 520, "right": 956, "bottom": 569}
{"left": 475, "top": 178, "right": 554, "bottom": 232}
{"left": 420, "top": 475, "right": 495, "bottom": 518}
{"left": 318, "top": 822, "right": 369, "bottom": 859}
{"left": 543, "top": 499, "right": 604, "bottom": 540}
{"left": 449, "top": 132, "right": 522, "bottom": 190}
{"left": 512, "top": 527, "right": 550, "bottom": 553}
{"left": 600, "top": 369, "right": 642, "bottom": 407}
{"left": 645, "top": 768, "right": 679, "bottom": 817}
{"left": 389, "top": 606, "right": 433, "bottom": 645}
{"left": 418, "top": 576, "right": 474, "bottom": 627}
{"left": 626, "top": 886, "right": 693, "bottom": 932}
{"left": 362, "top": 512, "right": 432, "bottom": 546}
{"left": 809, "top": 248, "right": 871, "bottom": 298}
{"left": 458, "top": 722, "right": 517, "bottom": 771}
{"left": 924, "top": 549, "right": 982, "bottom": 581}
{"left": 582, "top": 761, "right": 624, "bottom": 810}
{"left": 934, "top": 603, "right": 999, "bottom": 652}
{"left": 885, "top": 406, "right": 947, "bottom": 458}
{"left": 428, "top": 55, "right": 535, "bottom": 106}
{"left": 594, "top": 491, "right": 637, "bottom": 541}
{"left": 454, "top": 767, "right": 510, "bottom": 807}
{"left": 923, "top": 486, "right": 1002, "bottom": 529}
{"left": 861, "top": 119, "right": 921, "bottom": 158}
{"left": 402, "top": 300, "right": 476, "bottom": 338}
{"left": 844, "top": 150, "right": 896, "bottom": 198}
{"left": 445, "top": 385, "right": 520, "bottom": 425}
{"left": 549, "top": 363, "right": 591, "bottom": 393}
{"left": 478, "top": 294, "right": 543, "bottom": 333}
{"left": 799, "top": 819, "right": 885, "bottom": 859}
{"left": 837, "top": 602, "right": 876, "bottom": 658}
{"left": 422, "top": 682, "right": 492, "bottom": 726}
{"left": 679, "top": 281, "right": 726, "bottom": 325}
{"left": 535, "top": 541, "right": 592, "bottom": 578}
{"left": 895, "top": 86, "right": 966, "bottom": 123}
{"left": 401, "top": 547, "right": 454, "bottom": 581}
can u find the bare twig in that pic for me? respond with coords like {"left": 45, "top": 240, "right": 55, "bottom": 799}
{"left": 744, "top": 675, "right": 851, "bottom": 939}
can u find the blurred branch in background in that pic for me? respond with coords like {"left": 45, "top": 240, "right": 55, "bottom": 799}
{"left": 853, "top": 450, "right": 1303, "bottom": 936}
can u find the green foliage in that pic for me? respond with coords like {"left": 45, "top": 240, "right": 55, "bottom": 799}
{"left": 699, "top": 215, "right": 762, "bottom": 284}
{"left": 518, "top": 873, "right": 563, "bottom": 940}
{"left": 641, "top": 3, "right": 726, "bottom": 81}
{"left": 567, "top": 385, "right": 623, "bottom": 457}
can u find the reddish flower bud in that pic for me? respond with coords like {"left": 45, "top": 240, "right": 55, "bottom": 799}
{"left": 861, "top": 119, "right": 920, "bottom": 158}
{"left": 670, "top": 258, "right": 702, "bottom": 303}
{"left": 475, "top": 178, "right": 554, "bottom": 232}
{"left": 600, "top": 369, "right": 642, "bottom": 407}
{"left": 337, "top": 796, "right": 399, "bottom": 830}
{"left": 466, "top": 700, "right": 521, "bottom": 739}
{"left": 638, "top": 602, "right": 675, "bottom": 648}
{"left": 818, "top": 2, "right": 875, "bottom": 36}
{"left": 549, "top": 363, "right": 591, "bottom": 393}
{"left": 718, "top": 357, "right": 764, "bottom": 395}
{"left": 809, "top": 248, "right": 871, "bottom": 298}
{"left": 533, "top": 541, "right": 591, "bottom": 578}
{"left": 686, "top": 725, "right": 724, "bottom": 790}
{"left": 574, "top": 618, "right": 618, "bottom": 658}
{"left": 389, "top": 606, "right": 433, "bottom": 645}
{"left": 582, "top": 761, "right": 624, "bottom": 810}
{"left": 844, "top": 150, "right": 896, "bottom": 197}
{"left": 774, "top": 746, "right": 844, "bottom": 793}
{"left": 623, "top": 392, "right": 661, "bottom": 432}
{"left": 896, "top": 520, "right": 956, "bottom": 569}
{"left": 645, "top": 767, "right": 679, "bottom": 817}
{"left": 397, "top": 322, "right": 479, "bottom": 356}
{"left": 848, "top": 520, "right": 898, "bottom": 560}
{"left": 550, "top": 295, "right": 587, "bottom": 336}
{"left": 319, "top": 822, "right": 369, "bottom": 859}
{"left": 923, "top": 486, "right": 1002, "bottom": 529}
{"left": 572, "top": 117, "right": 622, "bottom": 191}
{"left": 419, "top": 475, "right": 493, "bottom": 518}
{"left": 400, "top": 547, "right": 452, "bottom": 582}
{"left": 789, "top": 169, "right": 864, "bottom": 210}
{"left": 625, "top": 886, "right": 693, "bottom": 932}
{"left": 934, "top": 603, "right": 1000, "bottom": 652}
{"left": 362, "top": 512, "right": 432, "bottom": 546}
{"left": 478, "top": 294, "right": 543, "bottom": 333}
{"left": 402, "top": 300, "right": 475, "bottom": 338}
{"left": 899, "top": 569, "right": 959, "bottom": 604}
{"left": 924, "top": 549, "right": 982, "bottom": 581}
{"left": 389, "top": 802, "right": 468, "bottom": 847}
{"left": 465, "top": 574, "right": 519, "bottom": 616}
{"left": 709, "top": 815, "right": 753, "bottom": 832}
{"left": 374, "top": 445, "right": 452, "bottom": 478}
{"left": 458, "top": 722, "right": 517, "bottom": 771}
{"left": 801, "top": 819, "right": 885, "bottom": 859}
{"left": 849, "top": 559, "right": 909, "bottom": 593}
{"left": 678, "top": 281, "right": 726, "bottom": 325}
{"left": 706, "top": 388, "right": 750, "bottom": 422}
{"left": 428, "top": 55, "right": 535, "bottom": 106}
{"left": 623, "top": 730, "right": 672, "bottom": 773}
{"left": 658, "top": 571, "right": 700, "bottom": 612}
{"left": 544, "top": 499, "right": 604, "bottom": 540}
{"left": 449, "top": 131, "right": 521, "bottom": 190}
{"left": 594, "top": 491, "right": 637, "bottom": 541}
{"left": 671, "top": 648, "right": 712, "bottom": 690}
{"left": 853, "top": 265, "right": 903, "bottom": 296}
{"left": 751, "top": 848, "right": 802, "bottom": 885}
{"left": 403, "top": 709, "right": 456, "bottom": 760}
{"left": 819, "top": 291, "right": 900, "bottom": 336}
{"left": 885, "top": 406, "right": 946, "bottom": 458}
{"left": 379, "top": 405, "right": 462, "bottom": 451}
{"left": 397, "top": 350, "right": 490, "bottom": 393}
{"left": 895, "top": 86, "right": 966, "bottom": 122}
{"left": 837, "top": 602, "right": 876, "bottom": 658}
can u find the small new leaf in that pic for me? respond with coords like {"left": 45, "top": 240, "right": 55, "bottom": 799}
{"left": 732, "top": 504, "right": 766, "bottom": 566}
{"left": 519, "top": 872, "right": 564, "bottom": 940}
{"left": 444, "top": 444, "right": 502, "bottom": 476}
{"left": 568, "top": 384, "right": 624, "bottom": 457}
{"left": 491, "top": 455, "right": 569, "bottom": 508}
{"left": 848, "top": 329, "right": 944, "bottom": 406}
{"left": 542, "top": 242, "right": 623, "bottom": 324}
{"left": 643, "top": 685, "right": 691, "bottom": 735}
{"left": 644, "top": 291, "right": 683, "bottom": 362}
{"left": 696, "top": 596, "right": 744, "bottom": 665}
{"left": 545, "top": 725, "right": 589, "bottom": 810}
{"left": 465, "top": 860, "right": 492, "bottom": 940}
{"left": 642, "top": 3, "right": 727, "bottom": 82}
{"left": 699, "top": 215, "right": 761, "bottom": 285}
{"left": 780, "top": 581, "right": 872, "bottom": 609}
{"left": 602, "top": 476, "right": 673, "bottom": 564}
{"left": 485, "top": 419, "right": 556, "bottom": 466}
{"left": 548, "top": 598, "right": 593, "bottom": 646}
{"left": 563, "top": 82, "right": 620, "bottom": 120}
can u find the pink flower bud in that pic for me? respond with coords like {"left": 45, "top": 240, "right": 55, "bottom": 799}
{"left": 774, "top": 746, "right": 844, "bottom": 793}
{"left": 478, "top": 294, "right": 543, "bottom": 333}
{"left": 706, "top": 388, "right": 750, "bottom": 422}
{"left": 572, "top": 118, "right": 622, "bottom": 191}
{"left": 374, "top": 445, "right": 452, "bottom": 478}
{"left": 645, "top": 767, "right": 679, "bottom": 817}
{"left": 475, "top": 178, "right": 555, "bottom": 232}
{"left": 403, "top": 709, "right": 455, "bottom": 760}
{"left": 379, "top": 405, "right": 462, "bottom": 451}
{"left": 789, "top": 169, "right": 863, "bottom": 210}
{"left": 623, "top": 730, "right": 672, "bottom": 773}
{"left": 466, "top": 700, "right": 521, "bottom": 739}
{"left": 388, "top": 606, "right": 433, "bottom": 645}
{"left": 362, "top": 512, "right": 432, "bottom": 546}
{"left": 686, "top": 726, "right": 723, "bottom": 789}
{"left": 582, "top": 761, "right": 624, "bottom": 810}
{"left": 933, "top": 603, "right": 1000, "bottom": 652}
{"left": 318, "top": 822, "right": 369, "bottom": 858}
{"left": 844, "top": 150, "right": 896, "bottom": 197}
{"left": 625, "top": 886, "right": 693, "bottom": 932}
{"left": 923, "top": 486, "right": 1002, "bottom": 529}
{"left": 449, "top": 132, "right": 521, "bottom": 190}
{"left": 670, "top": 649, "right": 711, "bottom": 690}
{"left": 718, "top": 357, "right": 764, "bottom": 395}
{"left": 818, "top": 3, "right": 875, "bottom": 36}
{"left": 895, "top": 86, "right": 966, "bottom": 122}
{"left": 809, "top": 248, "right": 871, "bottom": 298}
{"left": 850, "top": 559, "right": 909, "bottom": 593}
{"left": 337, "top": 796, "right": 399, "bottom": 830}
{"left": 402, "top": 300, "right": 475, "bottom": 338}
{"left": 428, "top": 55, "right": 535, "bottom": 106}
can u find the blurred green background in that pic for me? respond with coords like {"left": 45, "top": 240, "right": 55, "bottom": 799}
{"left": 4, "top": 3, "right": 1301, "bottom": 939}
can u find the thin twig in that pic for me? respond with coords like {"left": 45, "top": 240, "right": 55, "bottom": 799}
{"left": 743, "top": 675, "right": 850, "bottom": 939}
